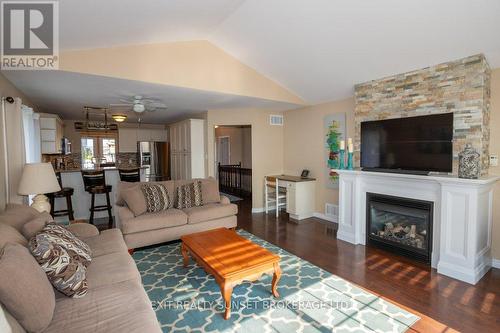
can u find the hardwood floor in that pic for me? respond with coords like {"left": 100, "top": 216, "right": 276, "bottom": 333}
{"left": 235, "top": 199, "right": 500, "bottom": 333}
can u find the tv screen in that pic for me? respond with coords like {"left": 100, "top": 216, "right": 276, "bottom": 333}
{"left": 360, "top": 113, "right": 453, "bottom": 173}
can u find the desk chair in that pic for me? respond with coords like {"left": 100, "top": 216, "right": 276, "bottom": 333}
{"left": 264, "top": 176, "right": 287, "bottom": 218}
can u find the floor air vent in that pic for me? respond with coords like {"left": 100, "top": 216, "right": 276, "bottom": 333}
{"left": 325, "top": 203, "right": 339, "bottom": 222}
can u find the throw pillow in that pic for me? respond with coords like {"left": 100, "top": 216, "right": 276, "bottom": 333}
{"left": 0, "top": 243, "right": 55, "bottom": 332}
{"left": 175, "top": 181, "right": 203, "bottom": 209}
{"left": 121, "top": 185, "right": 148, "bottom": 216}
{"left": 199, "top": 177, "right": 221, "bottom": 204}
{"left": 141, "top": 183, "right": 173, "bottom": 213}
{"left": 29, "top": 234, "right": 88, "bottom": 298}
{"left": 38, "top": 223, "right": 92, "bottom": 266}
{"left": 0, "top": 203, "right": 40, "bottom": 231}
{"left": 21, "top": 211, "right": 54, "bottom": 240}
{"left": 115, "top": 181, "right": 138, "bottom": 206}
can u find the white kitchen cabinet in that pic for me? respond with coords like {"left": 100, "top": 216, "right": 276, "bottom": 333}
{"left": 40, "top": 113, "right": 63, "bottom": 154}
{"left": 118, "top": 127, "right": 167, "bottom": 152}
{"left": 136, "top": 128, "right": 168, "bottom": 142}
{"left": 41, "top": 129, "right": 56, "bottom": 141}
{"left": 169, "top": 119, "right": 205, "bottom": 180}
{"left": 118, "top": 128, "right": 138, "bottom": 152}
{"left": 152, "top": 128, "right": 168, "bottom": 142}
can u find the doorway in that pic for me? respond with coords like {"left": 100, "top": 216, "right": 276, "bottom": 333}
{"left": 214, "top": 125, "right": 252, "bottom": 199}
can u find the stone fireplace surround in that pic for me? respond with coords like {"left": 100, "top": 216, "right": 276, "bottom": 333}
{"left": 337, "top": 54, "right": 496, "bottom": 285}
{"left": 336, "top": 169, "right": 499, "bottom": 285}
{"left": 353, "top": 54, "right": 491, "bottom": 175}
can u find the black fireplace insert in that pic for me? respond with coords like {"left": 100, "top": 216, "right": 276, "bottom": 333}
{"left": 366, "top": 193, "right": 433, "bottom": 263}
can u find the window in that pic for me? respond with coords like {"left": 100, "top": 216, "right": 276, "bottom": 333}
{"left": 81, "top": 135, "right": 117, "bottom": 168}
{"left": 101, "top": 138, "right": 116, "bottom": 163}
{"left": 81, "top": 137, "right": 95, "bottom": 169}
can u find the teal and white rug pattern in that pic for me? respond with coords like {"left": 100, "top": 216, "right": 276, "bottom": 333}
{"left": 133, "top": 230, "right": 419, "bottom": 332}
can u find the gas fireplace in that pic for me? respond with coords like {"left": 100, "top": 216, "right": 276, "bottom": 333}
{"left": 366, "top": 193, "right": 433, "bottom": 263}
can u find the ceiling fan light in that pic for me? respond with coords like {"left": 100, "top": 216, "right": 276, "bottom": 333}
{"left": 112, "top": 114, "right": 127, "bottom": 122}
{"left": 133, "top": 103, "right": 145, "bottom": 113}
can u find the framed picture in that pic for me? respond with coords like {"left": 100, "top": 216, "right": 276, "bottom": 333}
{"left": 324, "top": 113, "right": 346, "bottom": 189}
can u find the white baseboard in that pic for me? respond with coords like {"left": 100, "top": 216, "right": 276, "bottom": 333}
{"left": 493, "top": 258, "right": 500, "bottom": 269}
{"left": 437, "top": 260, "right": 491, "bottom": 285}
{"left": 252, "top": 208, "right": 339, "bottom": 224}
{"left": 337, "top": 230, "right": 356, "bottom": 244}
{"left": 313, "top": 212, "right": 338, "bottom": 223}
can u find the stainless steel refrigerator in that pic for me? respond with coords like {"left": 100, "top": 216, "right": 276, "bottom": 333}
{"left": 138, "top": 141, "right": 170, "bottom": 181}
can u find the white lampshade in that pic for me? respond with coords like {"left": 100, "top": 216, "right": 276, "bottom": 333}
{"left": 18, "top": 163, "right": 61, "bottom": 195}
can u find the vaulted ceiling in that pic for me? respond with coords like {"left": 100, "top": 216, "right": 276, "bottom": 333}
{"left": 59, "top": 0, "right": 500, "bottom": 103}
{"left": 4, "top": 0, "right": 500, "bottom": 121}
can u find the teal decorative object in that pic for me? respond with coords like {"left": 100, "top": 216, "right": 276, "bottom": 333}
{"left": 347, "top": 151, "right": 354, "bottom": 170}
{"left": 339, "top": 149, "right": 345, "bottom": 169}
{"left": 133, "top": 230, "right": 420, "bottom": 332}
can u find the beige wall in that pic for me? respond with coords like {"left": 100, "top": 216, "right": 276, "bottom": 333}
{"left": 489, "top": 68, "right": 500, "bottom": 260}
{"left": 207, "top": 109, "right": 284, "bottom": 209}
{"left": 60, "top": 41, "right": 304, "bottom": 105}
{"left": 0, "top": 73, "right": 38, "bottom": 211}
{"left": 283, "top": 98, "right": 355, "bottom": 212}
{"left": 215, "top": 126, "right": 252, "bottom": 168}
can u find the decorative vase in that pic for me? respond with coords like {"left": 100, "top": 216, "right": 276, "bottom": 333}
{"left": 458, "top": 144, "right": 480, "bottom": 179}
{"left": 347, "top": 152, "right": 354, "bottom": 170}
{"left": 339, "top": 149, "right": 345, "bottom": 169}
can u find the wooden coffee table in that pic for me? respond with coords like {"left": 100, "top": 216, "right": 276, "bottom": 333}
{"left": 181, "top": 228, "right": 281, "bottom": 320}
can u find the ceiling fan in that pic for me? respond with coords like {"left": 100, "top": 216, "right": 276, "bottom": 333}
{"left": 109, "top": 95, "right": 167, "bottom": 114}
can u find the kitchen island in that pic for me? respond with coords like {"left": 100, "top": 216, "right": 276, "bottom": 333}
{"left": 52, "top": 167, "right": 147, "bottom": 223}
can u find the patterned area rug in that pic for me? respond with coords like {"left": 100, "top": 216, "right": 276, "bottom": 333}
{"left": 133, "top": 230, "right": 419, "bottom": 332}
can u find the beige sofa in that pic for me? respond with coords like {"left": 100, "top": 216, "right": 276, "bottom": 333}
{"left": 116, "top": 178, "right": 238, "bottom": 249}
{"left": 0, "top": 204, "right": 161, "bottom": 333}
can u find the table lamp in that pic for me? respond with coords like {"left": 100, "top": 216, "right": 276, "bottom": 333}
{"left": 18, "top": 163, "right": 61, "bottom": 213}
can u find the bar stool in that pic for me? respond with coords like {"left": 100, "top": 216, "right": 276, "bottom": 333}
{"left": 118, "top": 168, "right": 141, "bottom": 182}
{"left": 81, "top": 170, "right": 113, "bottom": 228}
{"left": 47, "top": 172, "right": 75, "bottom": 221}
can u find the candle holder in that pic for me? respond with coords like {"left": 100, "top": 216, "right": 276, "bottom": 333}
{"left": 339, "top": 149, "right": 345, "bottom": 169}
{"left": 347, "top": 151, "right": 354, "bottom": 170}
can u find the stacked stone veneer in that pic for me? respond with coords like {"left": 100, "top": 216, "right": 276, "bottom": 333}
{"left": 354, "top": 54, "right": 491, "bottom": 175}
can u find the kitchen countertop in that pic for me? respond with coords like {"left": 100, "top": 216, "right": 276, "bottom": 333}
{"left": 55, "top": 166, "right": 147, "bottom": 173}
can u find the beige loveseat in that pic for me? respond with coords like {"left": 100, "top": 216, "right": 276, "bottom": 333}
{"left": 0, "top": 204, "right": 161, "bottom": 333}
{"left": 115, "top": 178, "right": 238, "bottom": 249}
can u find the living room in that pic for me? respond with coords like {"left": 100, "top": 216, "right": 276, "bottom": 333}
{"left": 1, "top": 1, "right": 500, "bottom": 332}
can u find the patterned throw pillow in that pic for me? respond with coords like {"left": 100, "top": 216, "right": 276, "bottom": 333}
{"left": 175, "top": 181, "right": 203, "bottom": 209}
{"left": 29, "top": 234, "right": 88, "bottom": 298}
{"left": 40, "top": 223, "right": 92, "bottom": 266}
{"left": 141, "top": 183, "right": 172, "bottom": 213}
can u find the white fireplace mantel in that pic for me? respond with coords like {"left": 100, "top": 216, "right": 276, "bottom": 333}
{"left": 334, "top": 169, "right": 499, "bottom": 285}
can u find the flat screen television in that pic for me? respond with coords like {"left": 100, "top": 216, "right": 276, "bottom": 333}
{"left": 360, "top": 113, "right": 453, "bottom": 174}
